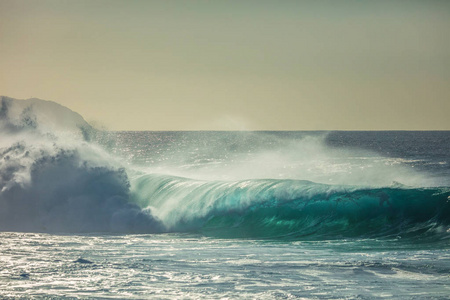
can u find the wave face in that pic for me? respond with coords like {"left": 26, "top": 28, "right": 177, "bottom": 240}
{"left": 133, "top": 174, "right": 450, "bottom": 240}
{"left": 0, "top": 97, "right": 163, "bottom": 233}
{"left": 1, "top": 96, "right": 449, "bottom": 241}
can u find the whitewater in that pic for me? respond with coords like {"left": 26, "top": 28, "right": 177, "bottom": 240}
{"left": 0, "top": 96, "right": 449, "bottom": 299}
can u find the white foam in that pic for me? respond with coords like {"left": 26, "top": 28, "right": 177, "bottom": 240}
{"left": 0, "top": 97, "right": 163, "bottom": 233}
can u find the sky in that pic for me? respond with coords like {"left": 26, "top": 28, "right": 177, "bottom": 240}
{"left": 0, "top": 0, "right": 449, "bottom": 131}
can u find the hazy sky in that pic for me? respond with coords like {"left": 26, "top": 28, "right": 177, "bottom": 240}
{"left": 1, "top": 0, "right": 449, "bottom": 130}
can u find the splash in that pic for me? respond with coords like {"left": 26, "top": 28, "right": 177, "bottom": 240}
{"left": 0, "top": 96, "right": 163, "bottom": 233}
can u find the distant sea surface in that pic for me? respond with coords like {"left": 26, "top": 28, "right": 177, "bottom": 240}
{"left": 1, "top": 130, "right": 449, "bottom": 299}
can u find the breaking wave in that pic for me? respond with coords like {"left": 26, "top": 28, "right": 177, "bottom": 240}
{"left": 0, "top": 96, "right": 449, "bottom": 241}
{"left": 132, "top": 174, "right": 450, "bottom": 240}
{"left": 0, "top": 96, "right": 163, "bottom": 233}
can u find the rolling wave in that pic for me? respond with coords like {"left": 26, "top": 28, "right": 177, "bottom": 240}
{"left": 133, "top": 174, "right": 450, "bottom": 240}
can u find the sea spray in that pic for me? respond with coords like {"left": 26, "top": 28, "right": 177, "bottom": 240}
{"left": 117, "top": 130, "right": 433, "bottom": 187}
{"left": 0, "top": 96, "right": 163, "bottom": 233}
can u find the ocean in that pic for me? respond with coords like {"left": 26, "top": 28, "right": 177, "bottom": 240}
{"left": 0, "top": 97, "right": 449, "bottom": 299}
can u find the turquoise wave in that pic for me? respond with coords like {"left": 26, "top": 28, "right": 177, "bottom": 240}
{"left": 132, "top": 174, "right": 450, "bottom": 240}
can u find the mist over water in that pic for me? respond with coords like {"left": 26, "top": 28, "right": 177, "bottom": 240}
{"left": 116, "top": 130, "right": 438, "bottom": 187}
